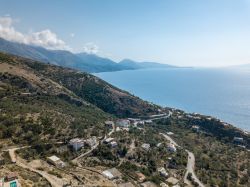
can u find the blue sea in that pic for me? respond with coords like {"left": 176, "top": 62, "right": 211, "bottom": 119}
{"left": 96, "top": 68, "right": 250, "bottom": 131}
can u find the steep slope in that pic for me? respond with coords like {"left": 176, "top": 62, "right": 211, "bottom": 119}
{"left": 0, "top": 52, "right": 160, "bottom": 121}
{"left": 0, "top": 53, "right": 112, "bottom": 144}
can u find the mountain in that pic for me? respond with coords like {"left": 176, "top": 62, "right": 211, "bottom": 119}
{"left": 76, "top": 53, "right": 127, "bottom": 72}
{"left": 0, "top": 37, "right": 177, "bottom": 73}
{"left": 0, "top": 37, "right": 121, "bottom": 73}
{"left": 119, "top": 59, "right": 176, "bottom": 69}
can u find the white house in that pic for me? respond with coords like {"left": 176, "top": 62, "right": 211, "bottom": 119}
{"left": 157, "top": 167, "right": 168, "bottom": 178}
{"left": 116, "top": 119, "right": 130, "bottom": 127}
{"left": 141, "top": 143, "right": 150, "bottom": 151}
{"left": 167, "top": 143, "right": 177, "bottom": 152}
{"left": 69, "top": 138, "right": 84, "bottom": 151}
{"left": 47, "top": 155, "right": 65, "bottom": 168}
{"left": 233, "top": 137, "right": 244, "bottom": 144}
{"left": 102, "top": 168, "right": 122, "bottom": 180}
{"left": 110, "top": 141, "right": 118, "bottom": 148}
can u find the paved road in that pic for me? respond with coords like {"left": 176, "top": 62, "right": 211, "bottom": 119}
{"left": 160, "top": 133, "right": 204, "bottom": 187}
{"left": 8, "top": 147, "right": 65, "bottom": 187}
{"left": 151, "top": 111, "right": 172, "bottom": 121}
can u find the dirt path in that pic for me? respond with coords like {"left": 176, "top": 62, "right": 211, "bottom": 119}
{"left": 184, "top": 150, "right": 205, "bottom": 187}
{"left": 160, "top": 133, "right": 204, "bottom": 187}
{"left": 8, "top": 147, "right": 65, "bottom": 187}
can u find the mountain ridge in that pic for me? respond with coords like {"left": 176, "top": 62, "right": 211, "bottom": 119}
{"left": 0, "top": 37, "right": 177, "bottom": 73}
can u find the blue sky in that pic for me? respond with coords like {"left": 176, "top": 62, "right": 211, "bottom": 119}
{"left": 0, "top": 0, "right": 250, "bottom": 67}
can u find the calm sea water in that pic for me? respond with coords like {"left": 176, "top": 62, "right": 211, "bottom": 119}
{"left": 96, "top": 68, "right": 250, "bottom": 131}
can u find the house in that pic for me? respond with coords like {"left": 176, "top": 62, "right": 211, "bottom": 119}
{"left": 192, "top": 125, "right": 200, "bottom": 132}
{"left": 160, "top": 183, "right": 169, "bottom": 187}
{"left": 167, "top": 143, "right": 176, "bottom": 152}
{"left": 140, "top": 181, "right": 157, "bottom": 187}
{"left": 157, "top": 167, "right": 168, "bottom": 178}
{"left": 105, "top": 121, "right": 114, "bottom": 128}
{"left": 116, "top": 119, "right": 130, "bottom": 127}
{"left": 136, "top": 172, "right": 146, "bottom": 182}
{"left": 104, "top": 137, "right": 114, "bottom": 144}
{"left": 144, "top": 120, "right": 152, "bottom": 124}
{"left": 102, "top": 168, "right": 122, "bottom": 180}
{"left": 85, "top": 136, "right": 97, "bottom": 148}
{"left": 110, "top": 141, "right": 118, "bottom": 148}
{"left": 118, "top": 182, "right": 135, "bottom": 187}
{"left": 233, "top": 137, "right": 244, "bottom": 144}
{"left": 141, "top": 143, "right": 150, "bottom": 151}
{"left": 137, "top": 121, "right": 145, "bottom": 125}
{"left": 69, "top": 138, "right": 84, "bottom": 151}
{"left": 116, "top": 127, "right": 121, "bottom": 132}
{"left": 166, "top": 132, "right": 174, "bottom": 135}
{"left": 47, "top": 155, "right": 65, "bottom": 168}
{"left": 3, "top": 173, "right": 20, "bottom": 187}
{"left": 157, "top": 143, "right": 162, "bottom": 147}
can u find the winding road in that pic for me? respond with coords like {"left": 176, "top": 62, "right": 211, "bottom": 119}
{"left": 160, "top": 133, "right": 204, "bottom": 187}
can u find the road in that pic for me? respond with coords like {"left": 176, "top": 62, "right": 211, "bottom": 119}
{"left": 8, "top": 147, "right": 65, "bottom": 187}
{"left": 151, "top": 111, "right": 172, "bottom": 121}
{"left": 160, "top": 133, "right": 204, "bottom": 187}
{"left": 184, "top": 150, "right": 205, "bottom": 187}
{"left": 159, "top": 133, "right": 179, "bottom": 147}
{"left": 72, "top": 142, "right": 100, "bottom": 162}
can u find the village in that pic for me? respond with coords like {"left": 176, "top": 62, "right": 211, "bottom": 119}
{"left": 0, "top": 110, "right": 248, "bottom": 187}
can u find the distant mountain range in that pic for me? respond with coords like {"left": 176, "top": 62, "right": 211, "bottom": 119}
{"left": 0, "top": 37, "right": 177, "bottom": 73}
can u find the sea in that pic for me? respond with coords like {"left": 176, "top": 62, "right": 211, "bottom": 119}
{"left": 96, "top": 67, "right": 250, "bottom": 131}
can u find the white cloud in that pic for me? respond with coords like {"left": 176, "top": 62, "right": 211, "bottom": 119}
{"left": 0, "top": 16, "right": 70, "bottom": 51}
{"left": 83, "top": 42, "right": 99, "bottom": 54}
{"left": 70, "top": 33, "right": 75, "bottom": 38}
{"left": 28, "top": 30, "right": 70, "bottom": 50}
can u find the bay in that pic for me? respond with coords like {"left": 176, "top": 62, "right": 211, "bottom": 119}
{"left": 96, "top": 68, "right": 250, "bottom": 131}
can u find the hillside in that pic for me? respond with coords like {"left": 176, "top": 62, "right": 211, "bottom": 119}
{"left": 0, "top": 52, "right": 160, "bottom": 143}
{"left": 0, "top": 52, "right": 249, "bottom": 187}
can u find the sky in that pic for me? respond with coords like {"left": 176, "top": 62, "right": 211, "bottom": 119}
{"left": 0, "top": 0, "right": 250, "bottom": 67}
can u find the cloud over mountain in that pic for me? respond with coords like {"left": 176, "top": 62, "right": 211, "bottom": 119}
{"left": 83, "top": 42, "right": 99, "bottom": 54}
{"left": 0, "top": 16, "right": 70, "bottom": 50}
